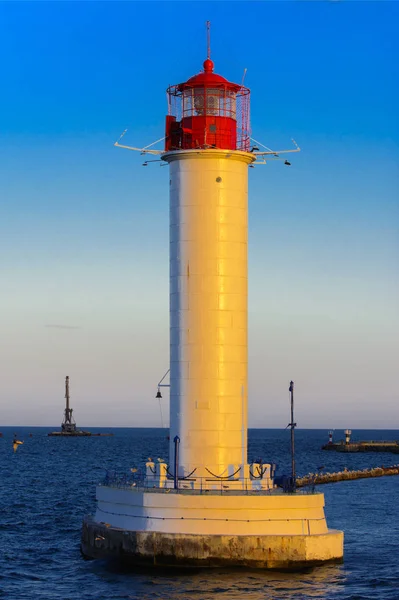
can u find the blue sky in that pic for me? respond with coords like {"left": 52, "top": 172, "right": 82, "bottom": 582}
{"left": 0, "top": 1, "right": 398, "bottom": 428}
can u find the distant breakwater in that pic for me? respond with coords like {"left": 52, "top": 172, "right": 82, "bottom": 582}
{"left": 322, "top": 442, "right": 399, "bottom": 453}
{"left": 296, "top": 465, "right": 399, "bottom": 488}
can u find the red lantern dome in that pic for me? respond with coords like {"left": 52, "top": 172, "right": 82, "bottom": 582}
{"left": 165, "top": 59, "right": 250, "bottom": 152}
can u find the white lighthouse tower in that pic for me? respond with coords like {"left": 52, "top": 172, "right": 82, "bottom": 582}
{"left": 165, "top": 54, "right": 253, "bottom": 482}
{"left": 82, "top": 28, "right": 343, "bottom": 568}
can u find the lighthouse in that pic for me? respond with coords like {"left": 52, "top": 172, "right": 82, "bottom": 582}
{"left": 165, "top": 55, "right": 252, "bottom": 480}
{"left": 82, "top": 29, "right": 344, "bottom": 568}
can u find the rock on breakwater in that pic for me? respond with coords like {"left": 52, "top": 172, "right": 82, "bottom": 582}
{"left": 297, "top": 465, "right": 399, "bottom": 488}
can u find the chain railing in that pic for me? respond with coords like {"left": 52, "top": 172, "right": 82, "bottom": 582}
{"left": 100, "top": 470, "right": 319, "bottom": 496}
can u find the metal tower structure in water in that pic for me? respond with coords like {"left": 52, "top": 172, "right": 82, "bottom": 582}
{"left": 61, "top": 376, "right": 77, "bottom": 433}
{"left": 48, "top": 377, "right": 113, "bottom": 437}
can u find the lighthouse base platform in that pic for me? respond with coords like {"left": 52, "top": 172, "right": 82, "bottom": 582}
{"left": 81, "top": 517, "right": 342, "bottom": 569}
{"left": 81, "top": 485, "right": 343, "bottom": 569}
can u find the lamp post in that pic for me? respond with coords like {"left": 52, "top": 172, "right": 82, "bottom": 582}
{"left": 288, "top": 380, "right": 296, "bottom": 492}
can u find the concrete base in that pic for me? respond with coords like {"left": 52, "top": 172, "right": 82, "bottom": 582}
{"left": 81, "top": 516, "right": 343, "bottom": 570}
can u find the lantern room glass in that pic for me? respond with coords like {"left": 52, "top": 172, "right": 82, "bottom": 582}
{"left": 182, "top": 88, "right": 237, "bottom": 119}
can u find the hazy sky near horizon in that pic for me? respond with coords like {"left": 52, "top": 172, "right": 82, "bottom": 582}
{"left": 0, "top": 1, "right": 398, "bottom": 429}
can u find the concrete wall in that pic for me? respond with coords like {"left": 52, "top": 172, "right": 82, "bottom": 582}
{"left": 94, "top": 485, "right": 329, "bottom": 536}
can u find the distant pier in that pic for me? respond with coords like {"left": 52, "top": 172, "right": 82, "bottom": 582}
{"left": 322, "top": 430, "right": 399, "bottom": 453}
{"left": 322, "top": 441, "right": 399, "bottom": 453}
{"left": 48, "top": 431, "right": 112, "bottom": 437}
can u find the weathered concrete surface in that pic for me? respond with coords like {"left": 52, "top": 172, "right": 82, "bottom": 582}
{"left": 81, "top": 516, "right": 343, "bottom": 570}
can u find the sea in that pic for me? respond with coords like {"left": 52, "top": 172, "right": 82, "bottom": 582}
{"left": 1, "top": 427, "right": 398, "bottom": 600}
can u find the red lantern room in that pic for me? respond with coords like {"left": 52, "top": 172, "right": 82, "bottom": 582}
{"left": 165, "top": 58, "right": 251, "bottom": 152}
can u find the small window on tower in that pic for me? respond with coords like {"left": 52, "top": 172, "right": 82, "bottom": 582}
{"left": 209, "top": 124, "right": 217, "bottom": 133}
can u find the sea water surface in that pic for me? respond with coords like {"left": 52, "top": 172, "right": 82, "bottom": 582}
{"left": 1, "top": 427, "right": 398, "bottom": 599}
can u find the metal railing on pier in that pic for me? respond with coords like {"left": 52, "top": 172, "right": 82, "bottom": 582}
{"left": 100, "top": 470, "right": 318, "bottom": 495}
